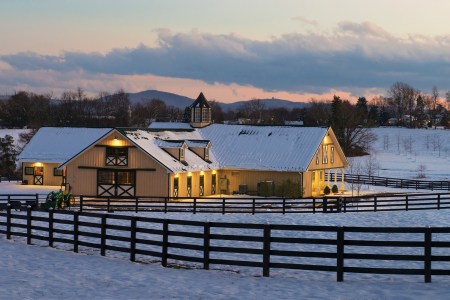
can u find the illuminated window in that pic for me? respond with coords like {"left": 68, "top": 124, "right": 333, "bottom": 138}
{"left": 322, "top": 145, "right": 328, "bottom": 164}
{"left": 202, "top": 108, "right": 210, "bottom": 122}
{"left": 315, "top": 151, "right": 319, "bottom": 165}
{"left": 331, "top": 146, "right": 335, "bottom": 163}
{"left": 105, "top": 147, "right": 128, "bottom": 166}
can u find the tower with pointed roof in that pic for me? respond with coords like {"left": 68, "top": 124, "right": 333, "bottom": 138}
{"left": 189, "top": 92, "right": 212, "bottom": 128}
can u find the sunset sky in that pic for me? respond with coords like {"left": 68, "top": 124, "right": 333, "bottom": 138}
{"left": 2, "top": 0, "right": 450, "bottom": 102}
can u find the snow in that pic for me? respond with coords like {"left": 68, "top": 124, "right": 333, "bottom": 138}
{"left": 199, "top": 124, "right": 328, "bottom": 171}
{"left": 17, "top": 127, "right": 112, "bottom": 163}
{"left": 1, "top": 182, "right": 450, "bottom": 298}
{"left": 352, "top": 127, "right": 450, "bottom": 181}
{"left": 123, "top": 129, "right": 218, "bottom": 172}
{"left": 149, "top": 122, "right": 192, "bottom": 129}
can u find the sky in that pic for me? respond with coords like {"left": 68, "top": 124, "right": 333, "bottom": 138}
{"left": 2, "top": 0, "right": 450, "bottom": 103}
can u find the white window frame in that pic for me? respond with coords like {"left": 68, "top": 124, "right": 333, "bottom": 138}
{"left": 322, "top": 145, "right": 328, "bottom": 164}
{"left": 331, "top": 146, "right": 335, "bottom": 164}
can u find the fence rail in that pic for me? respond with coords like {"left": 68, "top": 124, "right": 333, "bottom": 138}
{"left": 332, "top": 173, "right": 450, "bottom": 191}
{"left": 1, "top": 206, "right": 450, "bottom": 282}
{"left": 2, "top": 193, "right": 450, "bottom": 214}
{"left": 76, "top": 193, "right": 450, "bottom": 214}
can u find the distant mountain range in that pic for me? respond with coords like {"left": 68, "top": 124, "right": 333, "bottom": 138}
{"left": 127, "top": 90, "right": 308, "bottom": 111}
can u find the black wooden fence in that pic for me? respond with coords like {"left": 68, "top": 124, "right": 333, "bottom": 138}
{"left": 1, "top": 206, "right": 450, "bottom": 283}
{"left": 2, "top": 193, "right": 450, "bottom": 214}
{"left": 76, "top": 193, "right": 450, "bottom": 214}
{"left": 331, "top": 173, "right": 450, "bottom": 191}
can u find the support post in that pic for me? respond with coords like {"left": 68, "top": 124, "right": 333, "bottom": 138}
{"left": 49, "top": 208, "right": 54, "bottom": 247}
{"left": 424, "top": 227, "right": 432, "bottom": 283}
{"left": 6, "top": 204, "right": 11, "bottom": 239}
{"left": 203, "top": 222, "right": 210, "bottom": 270}
{"left": 337, "top": 227, "right": 344, "bottom": 282}
{"left": 73, "top": 211, "right": 79, "bottom": 253}
{"left": 101, "top": 214, "right": 107, "bottom": 256}
{"left": 263, "top": 224, "right": 271, "bottom": 277}
{"left": 26, "top": 206, "right": 32, "bottom": 245}
{"left": 130, "top": 216, "right": 137, "bottom": 262}
{"left": 162, "top": 219, "right": 169, "bottom": 267}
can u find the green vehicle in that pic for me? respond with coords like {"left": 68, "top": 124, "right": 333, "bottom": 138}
{"left": 41, "top": 190, "right": 75, "bottom": 210}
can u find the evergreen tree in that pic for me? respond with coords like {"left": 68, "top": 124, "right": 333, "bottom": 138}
{"left": 415, "top": 95, "right": 427, "bottom": 128}
{"left": 0, "top": 135, "right": 18, "bottom": 177}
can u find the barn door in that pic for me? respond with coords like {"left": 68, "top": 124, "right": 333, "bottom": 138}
{"left": 97, "top": 170, "right": 135, "bottom": 197}
{"left": 211, "top": 174, "right": 216, "bottom": 194}
{"left": 173, "top": 177, "right": 179, "bottom": 197}
{"left": 34, "top": 166, "right": 44, "bottom": 185}
{"left": 187, "top": 175, "right": 192, "bottom": 197}
{"left": 199, "top": 175, "right": 204, "bottom": 196}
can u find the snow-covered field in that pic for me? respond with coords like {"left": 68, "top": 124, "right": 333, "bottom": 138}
{"left": 1, "top": 183, "right": 450, "bottom": 299}
{"left": 353, "top": 127, "right": 450, "bottom": 181}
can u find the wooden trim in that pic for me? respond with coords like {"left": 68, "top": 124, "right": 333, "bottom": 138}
{"left": 78, "top": 166, "right": 156, "bottom": 171}
{"left": 94, "top": 145, "right": 136, "bottom": 148}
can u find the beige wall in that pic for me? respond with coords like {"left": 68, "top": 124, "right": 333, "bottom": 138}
{"left": 65, "top": 131, "right": 169, "bottom": 197}
{"left": 22, "top": 162, "right": 64, "bottom": 186}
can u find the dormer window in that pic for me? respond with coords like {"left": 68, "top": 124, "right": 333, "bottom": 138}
{"left": 106, "top": 147, "right": 128, "bottom": 166}
{"left": 205, "top": 147, "right": 209, "bottom": 159}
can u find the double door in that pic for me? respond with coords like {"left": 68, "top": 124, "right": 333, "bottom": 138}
{"left": 97, "top": 169, "right": 135, "bottom": 197}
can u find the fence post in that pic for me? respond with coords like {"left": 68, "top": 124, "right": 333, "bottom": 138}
{"left": 313, "top": 198, "right": 316, "bottom": 214}
{"left": 263, "top": 224, "right": 271, "bottom": 277}
{"left": 424, "top": 227, "right": 432, "bottom": 283}
{"left": 130, "top": 216, "right": 137, "bottom": 262}
{"left": 323, "top": 197, "right": 328, "bottom": 213}
{"left": 135, "top": 198, "right": 138, "bottom": 213}
{"left": 437, "top": 194, "right": 441, "bottom": 210}
{"left": 35, "top": 193, "right": 39, "bottom": 207}
{"left": 282, "top": 198, "right": 286, "bottom": 215}
{"left": 406, "top": 195, "right": 409, "bottom": 211}
{"left": 193, "top": 198, "right": 197, "bottom": 214}
{"left": 222, "top": 198, "right": 225, "bottom": 215}
{"left": 337, "top": 227, "right": 344, "bottom": 282}
{"left": 252, "top": 198, "right": 256, "bottom": 215}
{"left": 203, "top": 222, "right": 210, "bottom": 270}
{"left": 26, "top": 206, "right": 32, "bottom": 245}
{"left": 162, "top": 219, "right": 169, "bottom": 267}
{"left": 80, "top": 195, "right": 84, "bottom": 213}
{"left": 374, "top": 196, "right": 377, "bottom": 212}
{"left": 49, "top": 208, "right": 54, "bottom": 247}
{"left": 101, "top": 214, "right": 107, "bottom": 256}
{"left": 73, "top": 211, "right": 79, "bottom": 253}
{"left": 6, "top": 204, "right": 11, "bottom": 239}
{"left": 164, "top": 197, "right": 168, "bottom": 214}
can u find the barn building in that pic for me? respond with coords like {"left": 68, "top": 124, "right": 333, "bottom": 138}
{"left": 18, "top": 93, "right": 348, "bottom": 198}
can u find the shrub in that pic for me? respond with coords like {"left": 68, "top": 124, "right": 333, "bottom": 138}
{"left": 275, "top": 179, "right": 302, "bottom": 198}
{"left": 331, "top": 184, "right": 339, "bottom": 193}
{"left": 323, "top": 186, "right": 331, "bottom": 195}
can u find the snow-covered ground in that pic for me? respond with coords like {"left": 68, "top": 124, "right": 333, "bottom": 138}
{"left": 352, "top": 127, "right": 450, "bottom": 181}
{"left": 1, "top": 183, "right": 450, "bottom": 299}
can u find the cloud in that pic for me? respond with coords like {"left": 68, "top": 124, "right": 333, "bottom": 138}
{"left": 2, "top": 22, "right": 450, "bottom": 98}
{"left": 291, "top": 16, "right": 318, "bottom": 27}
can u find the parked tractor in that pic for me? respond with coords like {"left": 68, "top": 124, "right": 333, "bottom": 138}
{"left": 41, "top": 190, "right": 75, "bottom": 210}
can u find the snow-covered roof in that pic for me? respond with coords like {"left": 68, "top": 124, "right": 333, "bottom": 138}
{"left": 121, "top": 129, "right": 218, "bottom": 173}
{"left": 148, "top": 122, "right": 192, "bottom": 130}
{"left": 186, "top": 140, "right": 210, "bottom": 148}
{"left": 155, "top": 140, "right": 185, "bottom": 148}
{"left": 18, "top": 127, "right": 113, "bottom": 163}
{"left": 198, "top": 124, "right": 328, "bottom": 172}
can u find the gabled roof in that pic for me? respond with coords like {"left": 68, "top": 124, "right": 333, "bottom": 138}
{"left": 149, "top": 122, "right": 192, "bottom": 130}
{"left": 18, "top": 127, "right": 113, "bottom": 163}
{"left": 121, "top": 128, "right": 218, "bottom": 173}
{"left": 186, "top": 140, "right": 211, "bottom": 148}
{"left": 198, "top": 124, "right": 329, "bottom": 172}
{"left": 155, "top": 139, "right": 186, "bottom": 148}
{"left": 189, "top": 92, "right": 211, "bottom": 109}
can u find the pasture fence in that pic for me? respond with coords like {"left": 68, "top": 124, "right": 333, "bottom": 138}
{"left": 1, "top": 206, "right": 450, "bottom": 283}
{"left": 331, "top": 173, "right": 450, "bottom": 191}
